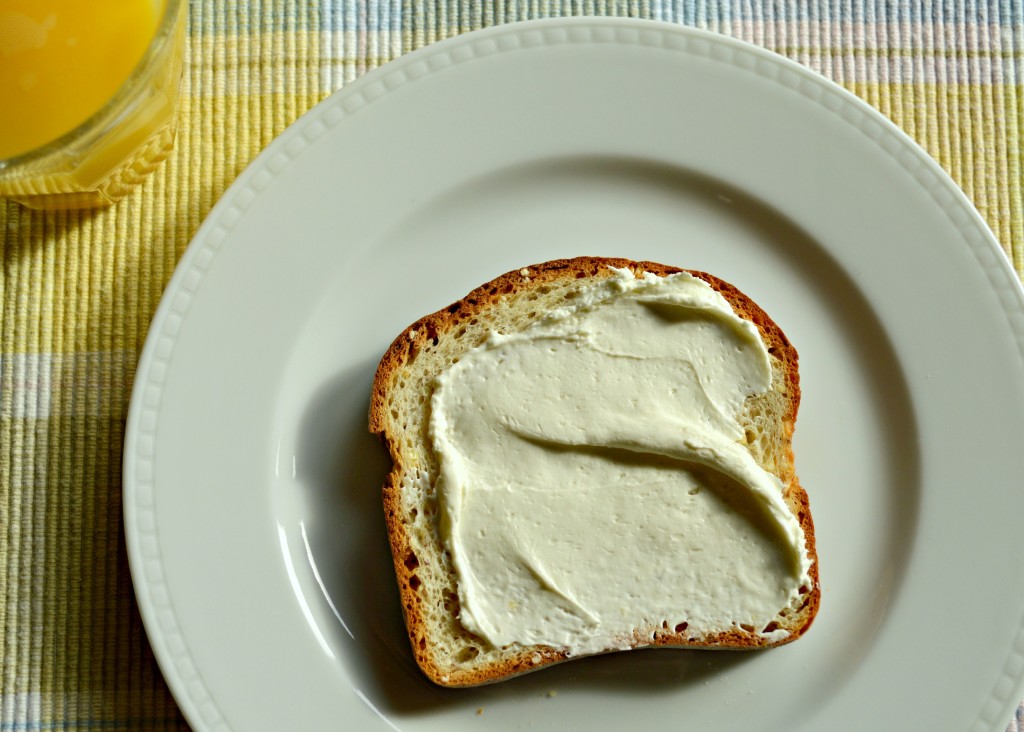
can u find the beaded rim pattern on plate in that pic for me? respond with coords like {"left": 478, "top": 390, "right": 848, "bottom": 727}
{"left": 122, "top": 17, "right": 1024, "bottom": 732}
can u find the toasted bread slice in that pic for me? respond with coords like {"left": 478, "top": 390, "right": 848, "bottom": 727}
{"left": 369, "top": 257, "right": 819, "bottom": 687}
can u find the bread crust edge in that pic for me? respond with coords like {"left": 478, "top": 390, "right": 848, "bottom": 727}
{"left": 369, "top": 256, "right": 820, "bottom": 687}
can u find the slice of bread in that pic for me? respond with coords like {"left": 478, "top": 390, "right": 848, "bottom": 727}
{"left": 369, "top": 257, "right": 819, "bottom": 687}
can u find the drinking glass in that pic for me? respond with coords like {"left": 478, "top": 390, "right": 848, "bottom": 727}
{"left": 0, "top": 0, "right": 187, "bottom": 209}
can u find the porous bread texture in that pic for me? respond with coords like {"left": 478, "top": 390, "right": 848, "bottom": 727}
{"left": 369, "top": 257, "right": 819, "bottom": 687}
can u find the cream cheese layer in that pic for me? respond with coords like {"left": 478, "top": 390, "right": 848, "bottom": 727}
{"left": 430, "top": 269, "right": 812, "bottom": 655}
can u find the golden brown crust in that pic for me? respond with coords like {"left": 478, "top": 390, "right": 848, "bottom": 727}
{"left": 370, "top": 257, "right": 819, "bottom": 687}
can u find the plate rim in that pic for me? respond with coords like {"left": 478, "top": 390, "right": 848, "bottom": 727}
{"left": 123, "top": 16, "right": 1024, "bottom": 732}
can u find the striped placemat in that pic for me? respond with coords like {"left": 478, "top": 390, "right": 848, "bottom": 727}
{"left": 1, "top": 1, "right": 1022, "bottom": 729}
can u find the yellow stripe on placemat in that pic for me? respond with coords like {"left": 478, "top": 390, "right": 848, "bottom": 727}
{"left": 0, "top": 206, "right": 195, "bottom": 731}
{"left": 850, "top": 81, "right": 1024, "bottom": 274}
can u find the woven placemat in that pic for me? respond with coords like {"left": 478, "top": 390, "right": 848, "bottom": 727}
{"left": 1, "top": 1, "right": 1022, "bottom": 729}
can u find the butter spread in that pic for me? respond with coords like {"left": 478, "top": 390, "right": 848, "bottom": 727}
{"left": 429, "top": 268, "right": 812, "bottom": 655}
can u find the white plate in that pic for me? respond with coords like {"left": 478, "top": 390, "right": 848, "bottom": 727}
{"left": 124, "top": 17, "right": 1024, "bottom": 731}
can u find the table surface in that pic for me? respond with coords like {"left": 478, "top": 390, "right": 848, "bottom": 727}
{"left": 1, "top": 1, "right": 1022, "bottom": 730}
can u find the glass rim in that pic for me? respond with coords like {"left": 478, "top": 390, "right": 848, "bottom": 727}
{"left": 0, "top": 0, "right": 185, "bottom": 170}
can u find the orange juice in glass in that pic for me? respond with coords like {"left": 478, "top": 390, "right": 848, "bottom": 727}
{"left": 0, "top": 0, "right": 186, "bottom": 209}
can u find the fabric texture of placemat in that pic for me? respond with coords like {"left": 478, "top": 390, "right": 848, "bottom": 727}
{"left": 1, "top": 1, "right": 1022, "bottom": 729}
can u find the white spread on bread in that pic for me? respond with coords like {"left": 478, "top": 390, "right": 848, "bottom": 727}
{"left": 429, "top": 268, "right": 813, "bottom": 655}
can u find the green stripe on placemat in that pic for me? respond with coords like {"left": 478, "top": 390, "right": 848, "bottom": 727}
{"left": 2, "top": 1, "right": 1022, "bottom": 730}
